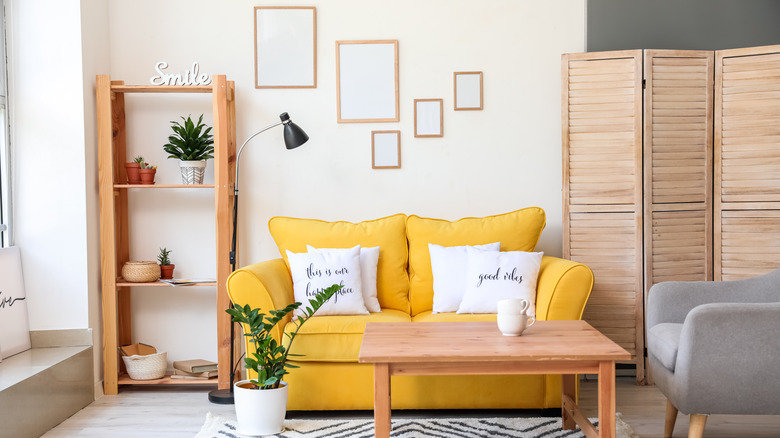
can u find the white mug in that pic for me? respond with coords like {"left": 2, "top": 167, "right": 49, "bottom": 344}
{"left": 497, "top": 313, "right": 536, "bottom": 336}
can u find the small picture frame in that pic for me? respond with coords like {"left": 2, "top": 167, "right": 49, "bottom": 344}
{"left": 254, "top": 7, "right": 317, "bottom": 88}
{"left": 453, "top": 71, "right": 483, "bottom": 110}
{"left": 372, "top": 131, "right": 401, "bottom": 169}
{"left": 414, "top": 99, "right": 444, "bottom": 138}
{"left": 337, "top": 40, "right": 400, "bottom": 123}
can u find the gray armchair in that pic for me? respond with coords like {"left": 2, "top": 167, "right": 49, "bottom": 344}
{"left": 646, "top": 269, "right": 780, "bottom": 438}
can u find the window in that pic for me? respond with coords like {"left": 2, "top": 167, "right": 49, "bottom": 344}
{"left": 0, "top": 0, "right": 9, "bottom": 247}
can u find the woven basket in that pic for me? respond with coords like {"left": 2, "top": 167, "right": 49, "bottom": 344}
{"left": 122, "top": 261, "right": 160, "bottom": 282}
{"left": 122, "top": 351, "right": 167, "bottom": 380}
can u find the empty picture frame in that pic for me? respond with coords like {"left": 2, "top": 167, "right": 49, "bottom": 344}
{"left": 337, "top": 40, "right": 399, "bottom": 123}
{"left": 255, "top": 6, "right": 316, "bottom": 88}
{"left": 414, "top": 99, "right": 443, "bottom": 137}
{"left": 372, "top": 131, "right": 401, "bottom": 169}
{"left": 454, "top": 71, "right": 483, "bottom": 110}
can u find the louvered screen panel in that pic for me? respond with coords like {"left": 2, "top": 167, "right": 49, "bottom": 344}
{"left": 718, "top": 49, "right": 780, "bottom": 203}
{"left": 565, "top": 52, "right": 642, "bottom": 206}
{"left": 720, "top": 210, "right": 780, "bottom": 281}
{"left": 563, "top": 51, "right": 643, "bottom": 380}
{"left": 645, "top": 51, "right": 714, "bottom": 291}
{"left": 715, "top": 45, "right": 780, "bottom": 280}
{"left": 568, "top": 211, "right": 641, "bottom": 357}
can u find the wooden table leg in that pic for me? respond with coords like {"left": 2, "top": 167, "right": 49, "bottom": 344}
{"left": 562, "top": 374, "right": 577, "bottom": 430}
{"left": 598, "top": 361, "right": 616, "bottom": 438}
{"left": 374, "top": 363, "right": 391, "bottom": 438}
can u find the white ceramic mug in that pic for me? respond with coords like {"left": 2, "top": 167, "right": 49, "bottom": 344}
{"left": 496, "top": 298, "right": 534, "bottom": 336}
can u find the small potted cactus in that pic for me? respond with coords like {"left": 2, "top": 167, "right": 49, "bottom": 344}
{"left": 157, "top": 247, "right": 174, "bottom": 279}
{"left": 125, "top": 156, "right": 144, "bottom": 184}
{"left": 139, "top": 161, "right": 157, "bottom": 185}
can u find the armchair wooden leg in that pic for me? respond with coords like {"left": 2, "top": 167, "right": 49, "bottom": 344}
{"left": 688, "top": 414, "right": 708, "bottom": 438}
{"left": 664, "top": 400, "right": 678, "bottom": 437}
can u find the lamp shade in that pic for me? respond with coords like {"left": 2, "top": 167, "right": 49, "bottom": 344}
{"left": 280, "top": 112, "right": 309, "bottom": 149}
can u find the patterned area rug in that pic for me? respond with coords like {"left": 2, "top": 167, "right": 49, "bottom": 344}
{"left": 196, "top": 412, "right": 639, "bottom": 437}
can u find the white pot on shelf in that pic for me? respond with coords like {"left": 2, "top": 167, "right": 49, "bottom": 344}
{"left": 234, "top": 380, "right": 288, "bottom": 436}
{"left": 179, "top": 160, "right": 207, "bottom": 184}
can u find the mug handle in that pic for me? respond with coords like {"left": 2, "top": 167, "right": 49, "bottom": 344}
{"left": 527, "top": 316, "right": 536, "bottom": 328}
{"left": 519, "top": 299, "right": 529, "bottom": 314}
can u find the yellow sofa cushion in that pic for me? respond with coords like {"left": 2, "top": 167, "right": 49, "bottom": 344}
{"left": 406, "top": 207, "right": 546, "bottom": 316}
{"left": 284, "top": 309, "right": 411, "bottom": 362}
{"left": 268, "top": 214, "right": 410, "bottom": 313}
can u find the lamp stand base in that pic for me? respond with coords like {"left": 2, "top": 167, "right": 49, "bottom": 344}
{"left": 208, "top": 388, "right": 234, "bottom": 405}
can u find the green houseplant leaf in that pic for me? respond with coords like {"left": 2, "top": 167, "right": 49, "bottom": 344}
{"left": 162, "top": 114, "right": 215, "bottom": 161}
{"left": 227, "top": 283, "right": 342, "bottom": 390}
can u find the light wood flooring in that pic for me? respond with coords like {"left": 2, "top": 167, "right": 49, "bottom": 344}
{"left": 41, "top": 377, "right": 780, "bottom": 437}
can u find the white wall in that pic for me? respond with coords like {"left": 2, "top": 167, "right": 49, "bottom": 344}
{"left": 103, "top": 0, "right": 586, "bottom": 365}
{"left": 7, "top": 0, "right": 93, "bottom": 330}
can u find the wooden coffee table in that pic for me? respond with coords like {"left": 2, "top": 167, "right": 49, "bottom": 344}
{"left": 358, "top": 320, "right": 631, "bottom": 438}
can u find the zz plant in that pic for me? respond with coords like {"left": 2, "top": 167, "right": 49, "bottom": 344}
{"left": 227, "top": 284, "right": 342, "bottom": 390}
{"left": 163, "top": 114, "right": 215, "bottom": 161}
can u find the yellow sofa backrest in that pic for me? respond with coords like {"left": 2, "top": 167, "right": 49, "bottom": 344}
{"left": 268, "top": 213, "right": 411, "bottom": 313}
{"left": 406, "top": 207, "right": 547, "bottom": 316}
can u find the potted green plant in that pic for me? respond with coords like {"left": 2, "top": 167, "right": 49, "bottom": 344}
{"left": 227, "top": 284, "right": 342, "bottom": 436}
{"left": 138, "top": 161, "right": 157, "bottom": 185}
{"left": 163, "top": 114, "right": 214, "bottom": 185}
{"left": 125, "top": 155, "right": 144, "bottom": 184}
{"left": 157, "top": 247, "right": 174, "bottom": 279}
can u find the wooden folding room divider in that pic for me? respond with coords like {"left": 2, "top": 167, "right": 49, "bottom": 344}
{"left": 562, "top": 50, "right": 714, "bottom": 384}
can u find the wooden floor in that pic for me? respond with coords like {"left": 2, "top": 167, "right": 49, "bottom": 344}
{"left": 41, "top": 377, "right": 780, "bottom": 437}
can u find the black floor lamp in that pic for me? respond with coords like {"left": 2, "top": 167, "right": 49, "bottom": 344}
{"left": 208, "top": 112, "right": 309, "bottom": 404}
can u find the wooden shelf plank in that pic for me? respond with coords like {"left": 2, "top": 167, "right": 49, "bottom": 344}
{"left": 118, "top": 373, "right": 218, "bottom": 385}
{"left": 116, "top": 278, "right": 217, "bottom": 287}
{"left": 114, "top": 184, "right": 216, "bottom": 189}
{"left": 111, "top": 85, "right": 213, "bottom": 94}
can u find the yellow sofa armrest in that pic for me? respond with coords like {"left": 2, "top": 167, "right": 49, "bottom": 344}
{"left": 226, "top": 258, "right": 294, "bottom": 342}
{"left": 535, "top": 256, "right": 594, "bottom": 321}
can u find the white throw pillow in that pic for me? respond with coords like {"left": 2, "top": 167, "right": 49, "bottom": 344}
{"left": 286, "top": 245, "right": 368, "bottom": 316}
{"left": 307, "top": 245, "right": 381, "bottom": 313}
{"left": 429, "top": 242, "right": 501, "bottom": 313}
{"left": 457, "top": 248, "right": 543, "bottom": 316}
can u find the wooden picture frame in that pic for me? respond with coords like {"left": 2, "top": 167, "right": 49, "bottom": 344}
{"left": 414, "top": 99, "right": 443, "bottom": 137}
{"left": 254, "top": 6, "right": 316, "bottom": 88}
{"left": 372, "top": 131, "right": 401, "bottom": 169}
{"left": 337, "top": 40, "right": 399, "bottom": 123}
{"left": 454, "top": 71, "right": 483, "bottom": 110}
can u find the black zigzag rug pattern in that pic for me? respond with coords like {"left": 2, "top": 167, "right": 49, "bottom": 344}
{"left": 196, "top": 413, "right": 639, "bottom": 438}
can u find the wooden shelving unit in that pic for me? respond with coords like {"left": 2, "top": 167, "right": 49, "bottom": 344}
{"left": 97, "top": 75, "right": 236, "bottom": 394}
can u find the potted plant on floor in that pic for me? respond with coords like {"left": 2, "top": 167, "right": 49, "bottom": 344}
{"left": 157, "top": 247, "right": 174, "bottom": 279}
{"left": 139, "top": 161, "right": 157, "bottom": 185}
{"left": 125, "top": 155, "right": 144, "bottom": 184}
{"left": 227, "top": 284, "right": 342, "bottom": 436}
{"left": 163, "top": 114, "right": 214, "bottom": 184}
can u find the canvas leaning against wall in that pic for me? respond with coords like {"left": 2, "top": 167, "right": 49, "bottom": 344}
{"left": 0, "top": 246, "right": 32, "bottom": 359}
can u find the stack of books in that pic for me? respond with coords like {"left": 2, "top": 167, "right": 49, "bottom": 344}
{"left": 171, "top": 359, "right": 218, "bottom": 380}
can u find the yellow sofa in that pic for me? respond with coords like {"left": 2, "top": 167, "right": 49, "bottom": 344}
{"left": 227, "top": 208, "right": 594, "bottom": 410}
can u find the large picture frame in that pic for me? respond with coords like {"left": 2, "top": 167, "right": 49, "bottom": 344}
{"left": 337, "top": 40, "right": 399, "bottom": 123}
{"left": 372, "top": 131, "right": 401, "bottom": 169}
{"left": 255, "top": 6, "right": 317, "bottom": 89}
{"left": 454, "top": 71, "right": 483, "bottom": 110}
{"left": 414, "top": 99, "right": 444, "bottom": 137}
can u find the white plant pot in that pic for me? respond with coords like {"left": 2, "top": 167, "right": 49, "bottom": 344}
{"left": 179, "top": 160, "right": 207, "bottom": 184}
{"left": 234, "top": 380, "right": 288, "bottom": 436}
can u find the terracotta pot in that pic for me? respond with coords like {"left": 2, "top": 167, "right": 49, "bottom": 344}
{"left": 125, "top": 162, "right": 141, "bottom": 184}
{"left": 139, "top": 168, "right": 157, "bottom": 185}
{"left": 159, "top": 264, "right": 175, "bottom": 279}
